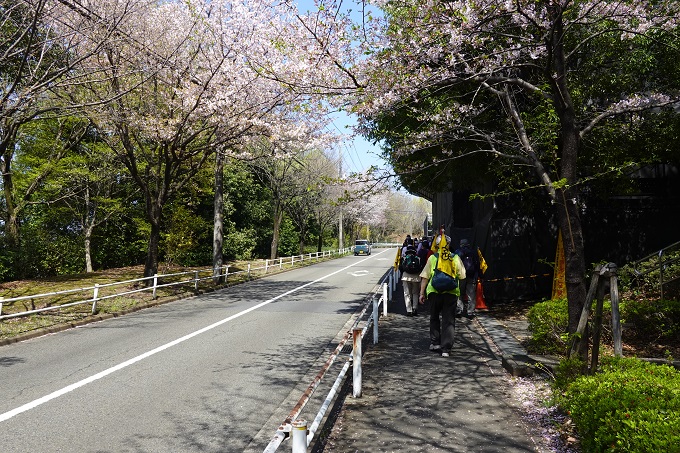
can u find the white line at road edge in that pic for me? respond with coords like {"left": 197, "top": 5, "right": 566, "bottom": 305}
{"left": 0, "top": 250, "right": 391, "bottom": 423}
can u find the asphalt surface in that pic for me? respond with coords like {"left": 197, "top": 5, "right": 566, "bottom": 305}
{"left": 0, "top": 253, "right": 393, "bottom": 453}
{"left": 312, "top": 277, "right": 558, "bottom": 453}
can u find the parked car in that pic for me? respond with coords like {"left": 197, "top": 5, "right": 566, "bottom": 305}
{"left": 354, "top": 239, "right": 371, "bottom": 256}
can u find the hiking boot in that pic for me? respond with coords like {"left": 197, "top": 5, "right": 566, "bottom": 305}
{"left": 441, "top": 352, "right": 450, "bottom": 357}
{"left": 429, "top": 344, "right": 441, "bottom": 351}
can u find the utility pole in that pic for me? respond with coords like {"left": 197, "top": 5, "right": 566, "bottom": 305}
{"left": 338, "top": 152, "right": 344, "bottom": 250}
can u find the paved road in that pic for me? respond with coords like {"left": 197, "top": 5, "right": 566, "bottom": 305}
{"left": 0, "top": 250, "right": 394, "bottom": 452}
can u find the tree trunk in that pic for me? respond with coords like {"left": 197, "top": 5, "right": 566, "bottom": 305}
{"left": 2, "top": 151, "right": 20, "bottom": 250}
{"left": 84, "top": 225, "right": 94, "bottom": 273}
{"left": 298, "top": 224, "right": 306, "bottom": 255}
{"left": 144, "top": 199, "right": 162, "bottom": 280}
{"left": 213, "top": 151, "right": 224, "bottom": 281}
{"left": 145, "top": 221, "right": 161, "bottom": 279}
{"left": 551, "top": 6, "right": 587, "bottom": 334}
{"left": 271, "top": 203, "right": 283, "bottom": 259}
{"left": 317, "top": 229, "right": 324, "bottom": 252}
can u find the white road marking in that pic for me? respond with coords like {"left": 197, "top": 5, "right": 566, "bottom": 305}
{"left": 348, "top": 270, "right": 371, "bottom": 277}
{"left": 0, "top": 250, "right": 391, "bottom": 423}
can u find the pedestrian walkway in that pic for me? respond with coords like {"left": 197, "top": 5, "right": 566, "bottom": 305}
{"left": 314, "top": 284, "right": 554, "bottom": 453}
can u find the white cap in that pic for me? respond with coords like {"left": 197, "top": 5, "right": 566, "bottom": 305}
{"left": 435, "top": 235, "right": 451, "bottom": 246}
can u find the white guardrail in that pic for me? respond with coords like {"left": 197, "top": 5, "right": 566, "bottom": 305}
{"left": 0, "top": 248, "right": 353, "bottom": 320}
{"left": 263, "top": 265, "right": 402, "bottom": 453}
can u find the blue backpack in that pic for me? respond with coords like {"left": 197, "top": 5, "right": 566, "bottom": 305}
{"left": 430, "top": 254, "right": 458, "bottom": 291}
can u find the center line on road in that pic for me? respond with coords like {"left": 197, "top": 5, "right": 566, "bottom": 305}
{"left": 0, "top": 250, "right": 391, "bottom": 423}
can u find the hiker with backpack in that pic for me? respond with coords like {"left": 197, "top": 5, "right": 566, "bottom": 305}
{"left": 418, "top": 233, "right": 466, "bottom": 357}
{"left": 400, "top": 238, "right": 421, "bottom": 316}
{"left": 455, "top": 238, "right": 481, "bottom": 318}
{"left": 416, "top": 237, "right": 431, "bottom": 272}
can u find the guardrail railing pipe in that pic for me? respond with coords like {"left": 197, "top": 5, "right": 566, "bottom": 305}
{"left": 352, "top": 327, "right": 362, "bottom": 398}
{"left": 92, "top": 284, "right": 100, "bottom": 314}
{"left": 291, "top": 419, "right": 308, "bottom": 453}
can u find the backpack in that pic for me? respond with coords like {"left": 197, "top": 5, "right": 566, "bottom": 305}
{"left": 402, "top": 248, "right": 421, "bottom": 274}
{"left": 430, "top": 253, "right": 458, "bottom": 291}
{"left": 459, "top": 246, "right": 478, "bottom": 276}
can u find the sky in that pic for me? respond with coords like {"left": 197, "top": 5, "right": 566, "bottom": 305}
{"left": 294, "top": 0, "right": 387, "bottom": 176}
{"left": 327, "top": 111, "right": 386, "bottom": 176}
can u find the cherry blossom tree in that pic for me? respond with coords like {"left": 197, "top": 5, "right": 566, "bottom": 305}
{"left": 354, "top": 0, "right": 680, "bottom": 332}
{"left": 64, "top": 0, "right": 338, "bottom": 277}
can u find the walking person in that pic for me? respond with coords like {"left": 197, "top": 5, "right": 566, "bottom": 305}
{"left": 418, "top": 233, "right": 465, "bottom": 357}
{"left": 416, "top": 237, "right": 430, "bottom": 271}
{"left": 455, "top": 238, "right": 481, "bottom": 318}
{"left": 400, "top": 239, "right": 421, "bottom": 316}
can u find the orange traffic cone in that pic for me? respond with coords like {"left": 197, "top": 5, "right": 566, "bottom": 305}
{"left": 475, "top": 279, "right": 489, "bottom": 310}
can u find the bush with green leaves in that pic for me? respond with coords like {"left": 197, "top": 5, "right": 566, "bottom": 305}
{"left": 619, "top": 299, "right": 680, "bottom": 347}
{"left": 223, "top": 228, "right": 258, "bottom": 261}
{"left": 556, "top": 357, "right": 680, "bottom": 452}
{"left": 527, "top": 298, "right": 570, "bottom": 355}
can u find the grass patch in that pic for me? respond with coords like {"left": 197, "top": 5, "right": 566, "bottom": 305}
{"left": 1, "top": 254, "right": 345, "bottom": 341}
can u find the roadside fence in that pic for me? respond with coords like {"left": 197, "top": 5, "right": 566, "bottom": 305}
{"left": 0, "top": 248, "right": 351, "bottom": 320}
{"left": 263, "top": 264, "right": 401, "bottom": 453}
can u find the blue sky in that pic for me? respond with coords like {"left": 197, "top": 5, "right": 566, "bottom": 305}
{"left": 294, "top": 0, "right": 386, "bottom": 175}
{"left": 326, "top": 111, "right": 385, "bottom": 175}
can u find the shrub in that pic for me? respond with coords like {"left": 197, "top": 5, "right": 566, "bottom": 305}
{"left": 223, "top": 228, "right": 258, "bottom": 260}
{"left": 556, "top": 357, "right": 680, "bottom": 452}
{"left": 527, "top": 298, "right": 569, "bottom": 355}
{"left": 553, "top": 356, "right": 588, "bottom": 391}
{"left": 619, "top": 299, "right": 680, "bottom": 345}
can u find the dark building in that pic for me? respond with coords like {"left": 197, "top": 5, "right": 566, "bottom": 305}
{"left": 419, "top": 163, "right": 680, "bottom": 303}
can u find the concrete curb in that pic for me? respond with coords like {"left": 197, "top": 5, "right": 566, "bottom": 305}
{"left": 476, "top": 313, "right": 559, "bottom": 377}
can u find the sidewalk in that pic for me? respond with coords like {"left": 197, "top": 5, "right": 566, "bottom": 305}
{"left": 314, "top": 284, "right": 558, "bottom": 453}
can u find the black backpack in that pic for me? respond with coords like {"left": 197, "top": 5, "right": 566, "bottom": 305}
{"left": 459, "top": 246, "right": 478, "bottom": 276}
{"left": 402, "top": 248, "right": 421, "bottom": 273}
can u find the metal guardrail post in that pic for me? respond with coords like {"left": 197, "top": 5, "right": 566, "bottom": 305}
{"left": 279, "top": 258, "right": 283, "bottom": 270}
{"left": 225, "top": 266, "right": 229, "bottom": 283}
{"left": 352, "top": 327, "right": 362, "bottom": 398}
{"left": 247, "top": 264, "right": 251, "bottom": 279}
{"left": 373, "top": 296, "right": 379, "bottom": 344}
{"left": 388, "top": 273, "right": 393, "bottom": 303}
{"left": 610, "top": 272, "right": 623, "bottom": 357}
{"left": 383, "top": 283, "right": 388, "bottom": 312}
{"left": 265, "top": 259, "right": 268, "bottom": 274}
{"left": 1, "top": 297, "right": 3, "bottom": 316}
{"left": 291, "top": 419, "right": 308, "bottom": 453}
{"left": 91, "top": 284, "right": 100, "bottom": 314}
{"left": 152, "top": 274, "right": 158, "bottom": 299}
{"left": 194, "top": 271, "right": 199, "bottom": 291}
